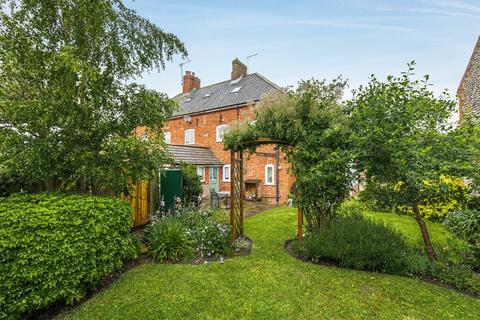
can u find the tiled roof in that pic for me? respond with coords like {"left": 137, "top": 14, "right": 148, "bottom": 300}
{"left": 172, "top": 73, "right": 279, "bottom": 117}
{"left": 167, "top": 144, "right": 223, "bottom": 166}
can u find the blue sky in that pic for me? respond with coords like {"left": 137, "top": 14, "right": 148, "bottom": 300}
{"left": 128, "top": 0, "right": 479, "bottom": 103}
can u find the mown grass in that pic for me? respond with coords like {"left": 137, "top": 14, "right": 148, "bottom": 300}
{"left": 59, "top": 208, "right": 480, "bottom": 320}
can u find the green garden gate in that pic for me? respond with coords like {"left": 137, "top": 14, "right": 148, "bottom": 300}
{"left": 160, "top": 169, "right": 183, "bottom": 212}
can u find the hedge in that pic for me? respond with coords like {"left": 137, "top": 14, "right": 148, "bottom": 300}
{"left": 0, "top": 193, "right": 138, "bottom": 319}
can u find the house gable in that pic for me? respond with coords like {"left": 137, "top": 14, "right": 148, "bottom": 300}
{"left": 458, "top": 36, "right": 480, "bottom": 121}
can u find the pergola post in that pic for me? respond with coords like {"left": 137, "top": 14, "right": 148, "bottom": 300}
{"left": 297, "top": 207, "right": 303, "bottom": 242}
{"left": 230, "top": 149, "right": 244, "bottom": 242}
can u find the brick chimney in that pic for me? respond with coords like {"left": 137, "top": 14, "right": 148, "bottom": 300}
{"left": 231, "top": 58, "right": 247, "bottom": 80}
{"left": 183, "top": 71, "right": 200, "bottom": 93}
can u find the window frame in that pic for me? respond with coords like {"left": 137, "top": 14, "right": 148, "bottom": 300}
{"left": 197, "top": 166, "right": 205, "bottom": 182}
{"left": 223, "top": 164, "right": 231, "bottom": 182}
{"left": 184, "top": 128, "right": 195, "bottom": 145}
{"left": 265, "top": 164, "right": 275, "bottom": 186}
{"left": 216, "top": 124, "right": 229, "bottom": 142}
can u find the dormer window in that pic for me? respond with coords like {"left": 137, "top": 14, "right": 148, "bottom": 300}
{"left": 230, "top": 86, "right": 242, "bottom": 93}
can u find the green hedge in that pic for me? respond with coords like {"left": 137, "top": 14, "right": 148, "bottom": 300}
{"left": 0, "top": 193, "right": 138, "bottom": 319}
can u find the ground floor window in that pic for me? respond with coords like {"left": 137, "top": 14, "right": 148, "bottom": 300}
{"left": 265, "top": 164, "right": 275, "bottom": 185}
{"left": 223, "top": 164, "right": 231, "bottom": 182}
{"left": 197, "top": 166, "right": 205, "bottom": 182}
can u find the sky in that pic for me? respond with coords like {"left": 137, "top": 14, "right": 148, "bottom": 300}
{"left": 127, "top": 0, "right": 480, "bottom": 106}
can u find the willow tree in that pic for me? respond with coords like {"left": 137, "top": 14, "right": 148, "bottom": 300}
{"left": 224, "top": 79, "right": 353, "bottom": 231}
{"left": 349, "top": 62, "right": 480, "bottom": 260}
{"left": 0, "top": 0, "right": 186, "bottom": 194}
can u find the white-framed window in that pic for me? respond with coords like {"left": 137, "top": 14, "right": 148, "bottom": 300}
{"left": 197, "top": 166, "right": 205, "bottom": 182}
{"left": 265, "top": 164, "right": 275, "bottom": 185}
{"left": 223, "top": 164, "right": 231, "bottom": 182}
{"left": 184, "top": 128, "right": 195, "bottom": 145}
{"left": 216, "top": 124, "right": 229, "bottom": 142}
{"left": 164, "top": 131, "right": 171, "bottom": 144}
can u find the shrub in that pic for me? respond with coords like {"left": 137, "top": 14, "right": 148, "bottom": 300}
{"left": 181, "top": 163, "right": 202, "bottom": 207}
{"left": 445, "top": 209, "right": 480, "bottom": 270}
{"left": 147, "top": 206, "right": 229, "bottom": 262}
{"left": 301, "top": 213, "right": 411, "bottom": 274}
{"left": 145, "top": 217, "right": 192, "bottom": 263}
{"left": 176, "top": 207, "right": 229, "bottom": 258}
{"left": 445, "top": 209, "right": 480, "bottom": 243}
{"left": 0, "top": 193, "right": 138, "bottom": 320}
{"left": 337, "top": 199, "right": 368, "bottom": 216}
{"left": 430, "top": 260, "right": 480, "bottom": 296}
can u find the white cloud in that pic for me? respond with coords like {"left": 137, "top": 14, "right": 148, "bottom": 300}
{"left": 283, "top": 19, "right": 413, "bottom": 32}
{"left": 420, "top": 0, "right": 480, "bottom": 13}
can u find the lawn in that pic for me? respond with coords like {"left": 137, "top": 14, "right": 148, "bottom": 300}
{"left": 59, "top": 208, "right": 480, "bottom": 320}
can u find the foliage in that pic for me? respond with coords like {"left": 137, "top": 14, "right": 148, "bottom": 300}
{"left": 299, "top": 212, "right": 411, "bottom": 274}
{"left": 348, "top": 61, "right": 480, "bottom": 259}
{"left": 145, "top": 216, "right": 192, "bottom": 263}
{"left": 180, "top": 163, "right": 202, "bottom": 207}
{"left": 430, "top": 259, "right": 480, "bottom": 296}
{"left": 224, "top": 78, "right": 353, "bottom": 231}
{"left": 337, "top": 198, "right": 368, "bottom": 216}
{"left": 445, "top": 209, "right": 480, "bottom": 270}
{"left": 395, "top": 175, "right": 467, "bottom": 219}
{"left": 175, "top": 206, "right": 229, "bottom": 258}
{"left": 211, "top": 209, "right": 229, "bottom": 225}
{"left": 231, "top": 237, "right": 252, "bottom": 254}
{"left": 445, "top": 209, "right": 480, "bottom": 244}
{"left": 357, "top": 181, "right": 399, "bottom": 211}
{"left": 147, "top": 206, "right": 229, "bottom": 261}
{"left": 0, "top": 193, "right": 138, "bottom": 319}
{"left": 0, "top": 0, "right": 187, "bottom": 194}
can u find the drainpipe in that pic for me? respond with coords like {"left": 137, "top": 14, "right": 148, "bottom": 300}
{"left": 274, "top": 145, "right": 280, "bottom": 204}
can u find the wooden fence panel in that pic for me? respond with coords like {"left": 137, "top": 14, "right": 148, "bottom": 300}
{"left": 121, "top": 181, "right": 150, "bottom": 227}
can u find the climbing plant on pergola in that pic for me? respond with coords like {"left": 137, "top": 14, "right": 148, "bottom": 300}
{"left": 226, "top": 138, "right": 304, "bottom": 242}
{"left": 224, "top": 78, "right": 353, "bottom": 243}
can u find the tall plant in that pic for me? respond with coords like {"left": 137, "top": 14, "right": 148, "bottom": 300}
{"left": 180, "top": 163, "right": 202, "bottom": 207}
{"left": 224, "top": 79, "right": 353, "bottom": 231}
{"left": 0, "top": 0, "right": 187, "bottom": 194}
{"left": 349, "top": 62, "right": 479, "bottom": 260}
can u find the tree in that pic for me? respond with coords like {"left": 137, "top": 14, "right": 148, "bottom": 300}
{"left": 224, "top": 78, "right": 353, "bottom": 231}
{"left": 0, "top": 0, "right": 187, "bottom": 194}
{"left": 349, "top": 62, "right": 479, "bottom": 260}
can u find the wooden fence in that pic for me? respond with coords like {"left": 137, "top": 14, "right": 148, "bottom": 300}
{"left": 121, "top": 180, "right": 151, "bottom": 227}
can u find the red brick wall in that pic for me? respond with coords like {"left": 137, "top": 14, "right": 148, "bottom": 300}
{"left": 165, "top": 105, "right": 295, "bottom": 204}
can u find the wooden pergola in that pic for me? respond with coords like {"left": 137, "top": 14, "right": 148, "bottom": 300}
{"left": 227, "top": 138, "right": 303, "bottom": 243}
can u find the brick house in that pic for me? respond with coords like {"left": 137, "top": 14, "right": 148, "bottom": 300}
{"left": 458, "top": 36, "right": 480, "bottom": 122}
{"left": 164, "top": 58, "right": 295, "bottom": 204}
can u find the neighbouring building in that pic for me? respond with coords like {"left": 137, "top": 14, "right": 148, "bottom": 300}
{"left": 164, "top": 58, "right": 295, "bottom": 204}
{"left": 458, "top": 36, "right": 480, "bottom": 122}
